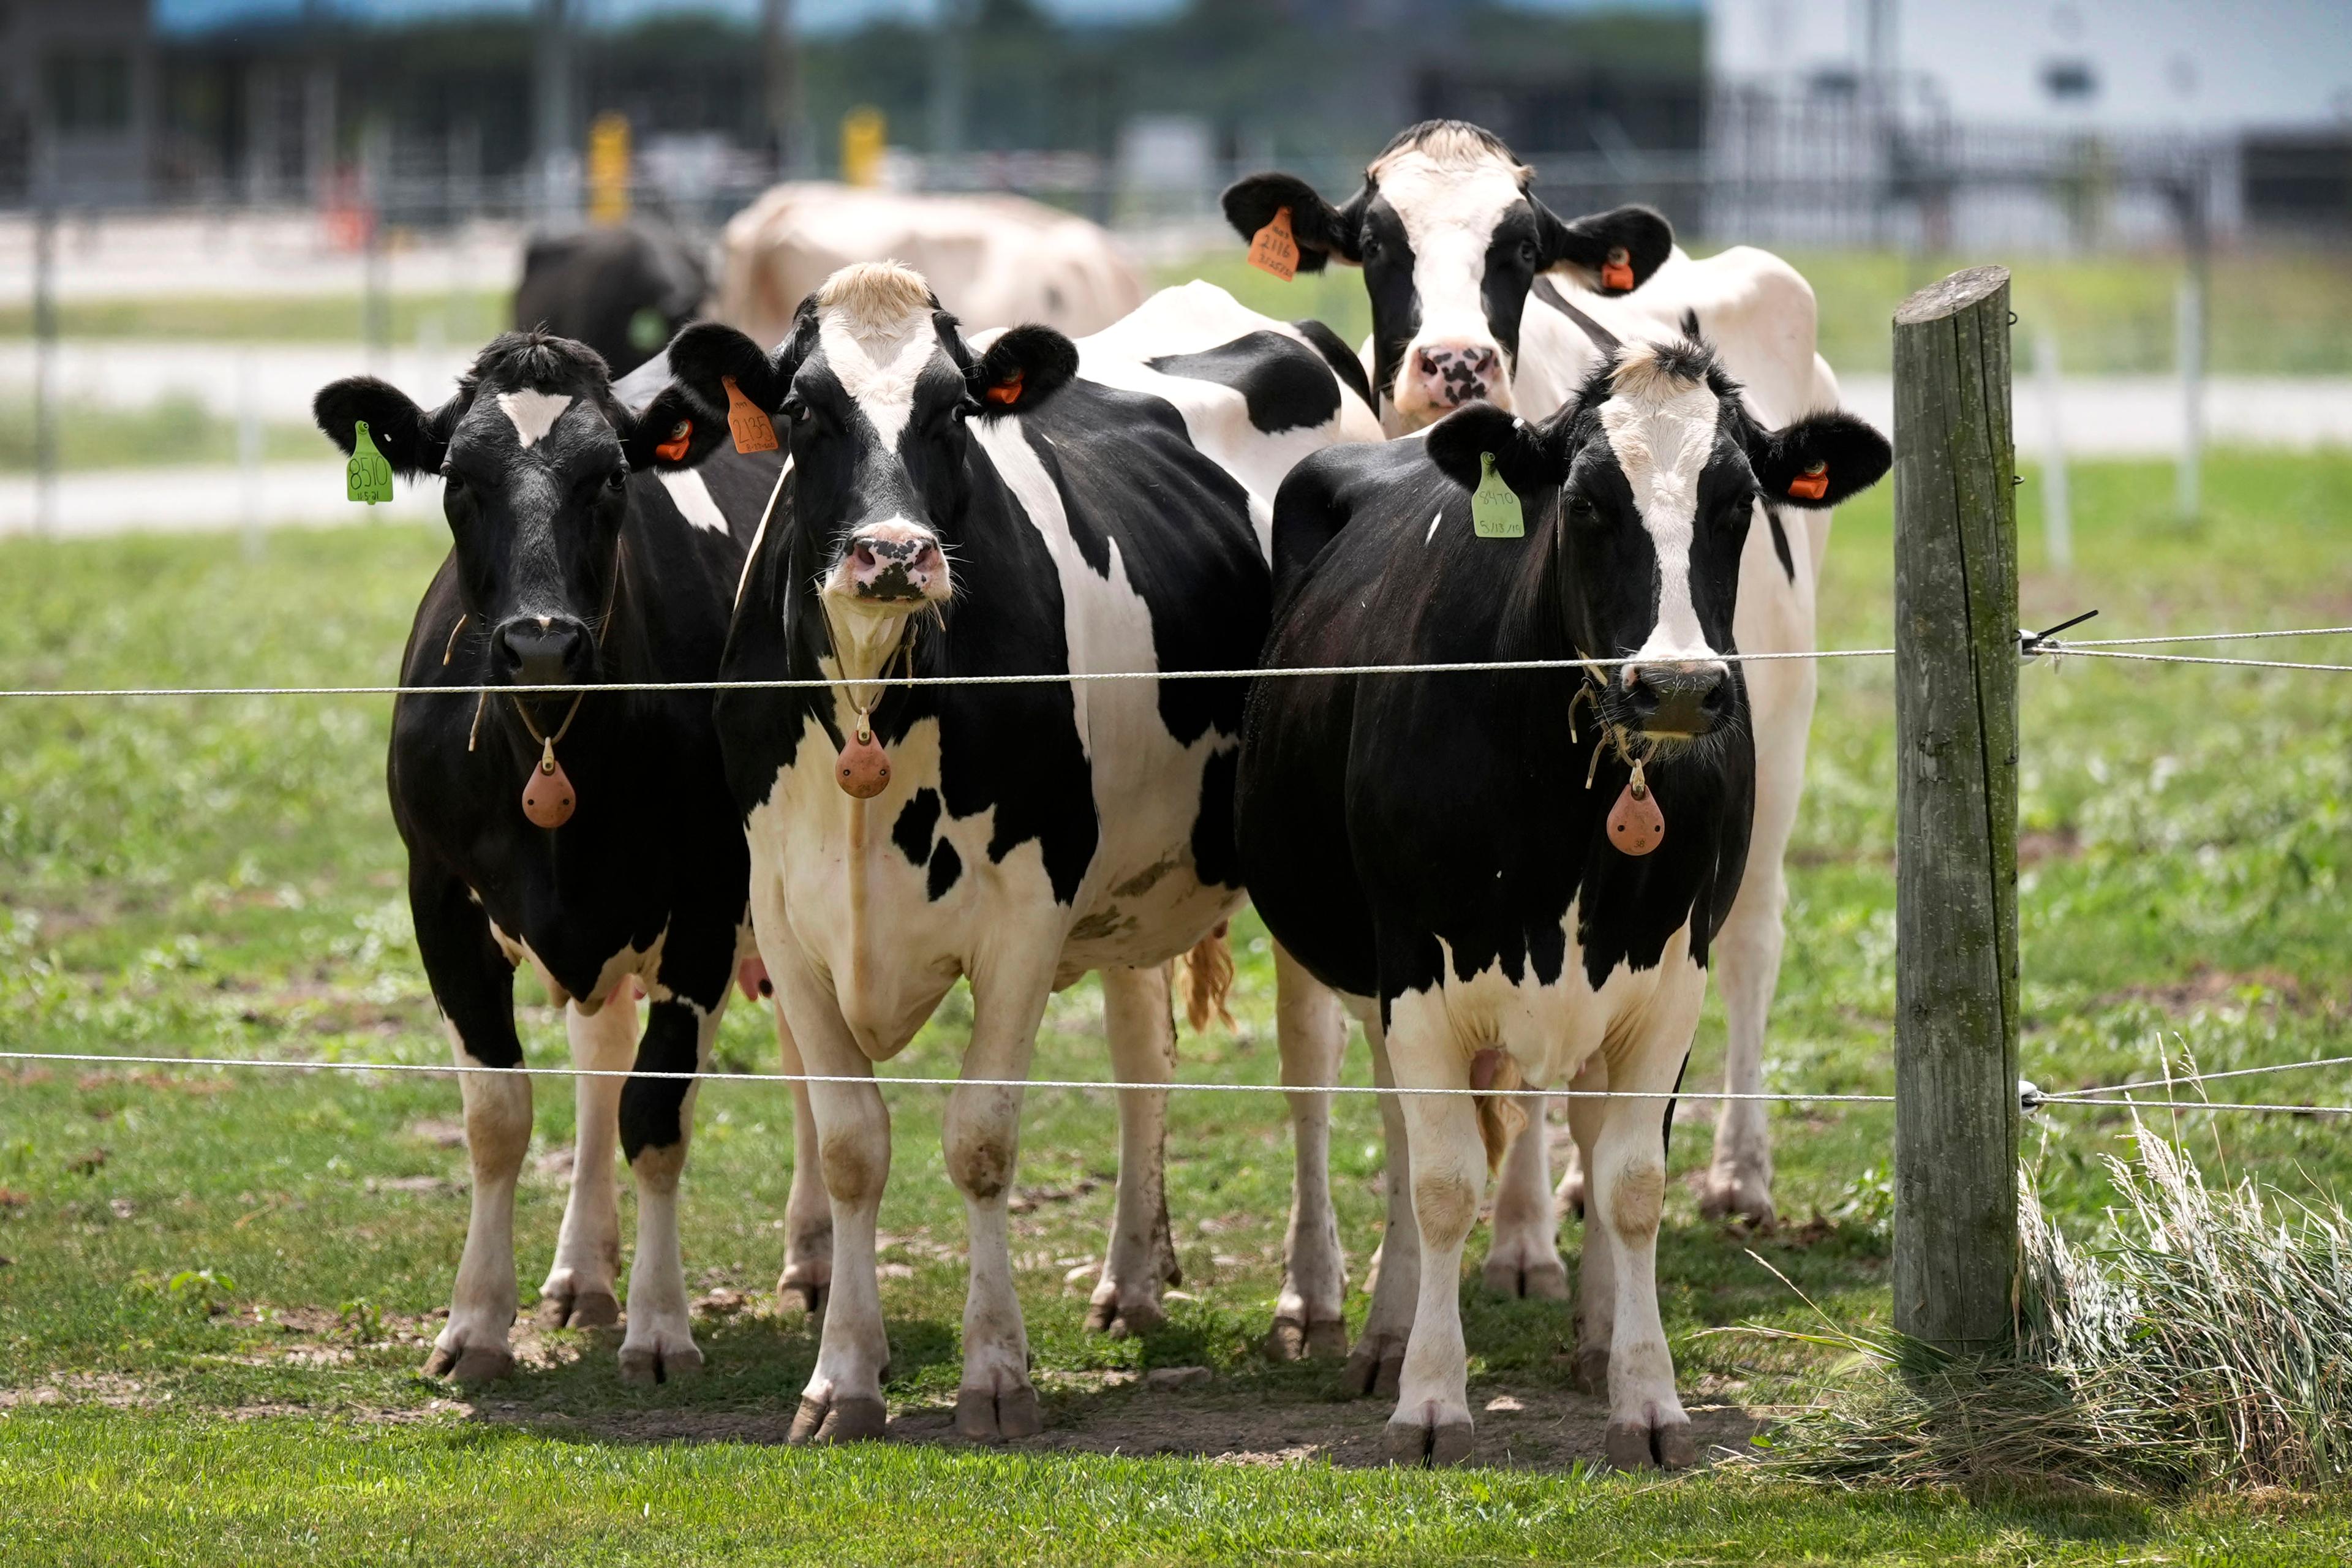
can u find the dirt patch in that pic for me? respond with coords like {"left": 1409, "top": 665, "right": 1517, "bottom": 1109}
{"left": 470, "top": 1376, "right": 1759, "bottom": 1472}
{"left": 2103, "top": 965, "right": 2321, "bottom": 1017}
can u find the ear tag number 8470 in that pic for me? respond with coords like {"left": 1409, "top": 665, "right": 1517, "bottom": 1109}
{"left": 1471, "top": 452, "right": 1524, "bottom": 538}
{"left": 347, "top": 418, "right": 394, "bottom": 505}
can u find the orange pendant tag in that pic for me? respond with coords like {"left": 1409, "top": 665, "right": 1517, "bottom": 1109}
{"left": 1248, "top": 206, "right": 1300, "bottom": 281}
{"left": 835, "top": 725, "right": 891, "bottom": 799}
{"left": 1607, "top": 774, "right": 1664, "bottom": 857}
{"left": 1787, "top": 462, "right": 1829, "bottom": 501}
{"left": 522, "top": 740, "right": 577, "bottom": 828}
{"left": 723, "top": 376, "right": 778, "bottom": 454}
{"left": 1600, "top": 247, "right": 1635, "bottom": 292}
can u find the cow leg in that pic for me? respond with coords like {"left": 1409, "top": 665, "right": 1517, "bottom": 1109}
{"left": 1592, "top": 996, "right": 1703, "bottom": 1471}
{"left": 1267, "top": 942, "right": 1349, "bottom": 1360}
{"left": 947, "top": 956, "right": 1057, "bottom": 1441}
{"left": 1564, "top": 1054, "right": 1614, "bottom": 1395}
{"left": 1379, "top": 1001, "right": 1482, "bottom": 1467}
{"left": 616, "top": 997, "right": 717, "bottom": 1384}
{"left": 1345, "top": 1008, "right": 1419, "bottom": 1400}
{"left": 773, "top": 999, "right": 834, "bottom": 1321}
{"left": 535, "top": 992, "right": 633, "bottom": 1330}
{"left": 409, "top": 864, "right": 529, "bottom": 1385}
{"left": 1482, "top": 1091, "right": 1568, "bottom": 1299}
{"left": 1085, "top": 963, "right": 1177, "bottom": 1339}
{"left": 777, "top": 954, "right": 892, "bottom": 1444}
{"left": 1704, "top": 562, "right": 1815, "bottom": 1227}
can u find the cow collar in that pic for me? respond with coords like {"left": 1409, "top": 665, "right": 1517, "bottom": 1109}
{"left": 817, "top": 600, "right": 916, "bottom": 800}
{"left": 1572, "top": 650, "right": 1665, "bottom": 859}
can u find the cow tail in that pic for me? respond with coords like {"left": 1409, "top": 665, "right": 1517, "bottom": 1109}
{"left": 1177, "top": 922, "right": 1236, "bottom": 1035}
{"left": 1473, "top": 1052, "right": 1529, "bottom": 1173}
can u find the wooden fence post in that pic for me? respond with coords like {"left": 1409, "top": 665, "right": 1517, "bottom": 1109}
{"left": 1892, "top": 265, "right": 2021, "bottom": 1357}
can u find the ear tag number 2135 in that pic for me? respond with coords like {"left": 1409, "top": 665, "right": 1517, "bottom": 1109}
{"left": 346, "top": 419, "right": 394, "bottom": 505}
{"left": 1471, "top": 453, "right": 1523, "bottom": 538}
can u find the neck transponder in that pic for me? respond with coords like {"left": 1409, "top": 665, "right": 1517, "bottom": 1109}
{"left": 522, "top": 737, "right": 578, "bottom": 828}
{"left": 1607, "top": 757, "right": 1664, "bottom": 856}
{"left": 836, "top": 714, "right": 891, "bottom": 799}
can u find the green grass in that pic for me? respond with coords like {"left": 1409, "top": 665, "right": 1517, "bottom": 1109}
{"left": 3, "top": 454, "right": 2352, "bottom": 1561}
{"left": 0, "top": 290, "right": 511, "bottom": 346}
{"left": 1160, "top": 246, "right": 2352, "bottom": 377}
{"left": 0, "top": 397, "right": 328, "bottom": 473}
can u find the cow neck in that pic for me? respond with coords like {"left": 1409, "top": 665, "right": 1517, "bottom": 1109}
{"left": 467, "top": 535, "right": 634, "bottom": 772}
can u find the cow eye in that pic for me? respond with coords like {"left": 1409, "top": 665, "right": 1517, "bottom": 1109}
{"left": 1360, "top": 235, "right": 1381, "bottom": 260}
{"left": 1567, "top": 492, "right": 1597, "bottom": 521}
{"left": 606, "top": 466, "right": 628, "bottom": 492}
{"left": 780, "top": 393, "right": 809, "bottom": 424}
{"left": 1518, "top": 239, "right": 1539, "bottom": 265}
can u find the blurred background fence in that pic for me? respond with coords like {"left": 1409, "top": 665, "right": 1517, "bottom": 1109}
{"left": 2, "top": 0, "right": 2348, "bottom": 538}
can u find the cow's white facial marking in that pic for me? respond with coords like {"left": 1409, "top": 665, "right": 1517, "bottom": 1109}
{"left": 1373, "top": 146, "right": 1528, "bottom": 426}
{"left": 496, "top": 389, "right": 573, "bottom": 448}
{"left": 1599, "top": 345, "right": 1731, "bottom": 671}
{"left": 815, "top": 265, "right": 944, "bottom": 451}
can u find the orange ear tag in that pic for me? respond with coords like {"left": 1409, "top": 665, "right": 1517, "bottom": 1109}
{"left": 1607, "top": 763, "right": 1664, "bottom": 857}
{"left": 723, "top": 376, "right": 778, "bottom": 454}
{"left": 984, "top": 369, "right": 1024, "bottom": 407}
{"left": 1600, "top": 247, "right": 1636, "bottom": 292}
{"left": 654, "top": 420, "right": 692, "bottom": 462}
{"left": 521, "top": 739, "right": 577, "bottom": 829}
{"left": 1248, "top": 206, "right": 1300, "bottom": 281}
{"left": 1787, "top": 462, "right": 1830, "bottom": 501}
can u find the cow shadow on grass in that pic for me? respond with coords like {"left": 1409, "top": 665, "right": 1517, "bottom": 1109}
{"left": 451, "top": 1284, "right": 1764, "bottom": 1474}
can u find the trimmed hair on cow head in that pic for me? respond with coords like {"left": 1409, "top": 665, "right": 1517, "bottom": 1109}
{"left": 1220, "top": 121, "right": 1673, "bottom": 293}
{"left": 313, "top": 330, "right": 727, "bottom": 478}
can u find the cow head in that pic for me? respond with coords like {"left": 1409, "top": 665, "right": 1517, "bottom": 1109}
{"left": 1223, "top": 121, "right": 1672, "bottom": 434}
{"left": 1427, "top": 334, "right": 1890, "bottom": 745}
{"left": 665, "top": 262, "right": 1078, "bottom": 675}
{"left": 314, "top": 331, "right": 723, "bottom": 688}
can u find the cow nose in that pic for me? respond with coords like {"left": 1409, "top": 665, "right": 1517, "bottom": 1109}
{"left": 845, "top": 521, "right": 948, "bottom": 603}
{"left": 1412, "top": 342, "right": 1502, "bottom": 409}
{"left": 496, "top": 619, "right": 589, "bottom": 687}
{"left": 1624, "top": 662, "right": 1731, "bottom": 736}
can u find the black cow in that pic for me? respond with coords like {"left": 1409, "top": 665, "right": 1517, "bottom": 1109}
{"left": 514, "top": 226, "right": 710, "bottom": 380}
{"left": 1235, "top": 334, "right": 1888, "bottom": 1467}
{"left": 656, "top": 262, "right": 1376, "bottom": 1443}
{"left": 312, "top": 330, "right": 794, "bottom": 1385}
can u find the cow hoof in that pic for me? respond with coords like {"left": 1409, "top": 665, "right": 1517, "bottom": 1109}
{"left": 535, "top": 1287, "right": 620, "bottom": 1330}
{"left": 1344, "top": 1333, "right": 1406, "bottom": 1399}
{"left": 1382, "top": 1416, "right": 1476, "bottom": 1468}
{"left": 426, "top": 1343, "right": 515, "bottom": 1385}
{"left": 1697, "top": 1169, "right": 1776, "bottom": 1228}
{"left": 1573, "top": 1346, "right": 1611, "bottom": 1396}
{"left": 1604, "top": 1419, "right": 1695, "bottom": 1471}
{"left": 954, "top": 1384, "right": 1043, "bottom": 1441}
{"left": 1481, "top": 1255, "right": 1570, "bottom": 1300}
{"left": 618, "top": 1341, "right": 703, "bottom": 1387}
{"left": 1264, "top": 1315, "right": 1349, "bottom": 1362}
{"left": 778, "top": 1280, "right": 829, "bottom": 1321}
{"left": 790, "top": 1393, "right": 888, "bottom": 1445}
{"left": 1085, "top": 1294, "right": 1166, "bottom": 1339}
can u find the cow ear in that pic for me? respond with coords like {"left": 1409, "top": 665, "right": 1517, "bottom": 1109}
{"left": 622, "top": 384, "right": 730, "bottom": 472}
{"left": 666, "top": 320, "right": 786, "bottom": 415}
{"left": 1219, "top": 172, "right": 1362, "bottom": 271}
{"left": 969, "top": 325, "right": 1079, "bottom": 418}
{"left": 1747, "top": 409, "right": 1891, "bottom": 510}
{"left": 313, "top": 377, "right": 452, "bottom": 477}
{"left": 1539, "top": 203, "right": 1674, "bottom": 295}
{"left": 1423, "top": 402, "right": 1569, "bottom": 498}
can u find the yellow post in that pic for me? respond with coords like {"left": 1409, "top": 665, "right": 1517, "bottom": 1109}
{"left": 841, "top": 107, "right": 886, "bottom": 187}
{"left": 588, "top": 113, "right": 631, "bottom": 225}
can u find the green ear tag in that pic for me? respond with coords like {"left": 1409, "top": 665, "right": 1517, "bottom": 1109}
{"left": 1471, "top": 452, "right": 1524, "bottom": 538}
{"left": 347, "top": 419, "right": 394, "bottom": 506}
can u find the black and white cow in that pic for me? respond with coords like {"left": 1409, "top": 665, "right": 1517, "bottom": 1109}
{"left": 313, "top": 330, "right": 793, "bottom": 1384}
{"left": 1227, "top": 119, "right": 1854, "bottom": 1242}
{"left": 514, "top": 226, "right": 711, "bottom": 380}
{"left": 657, "top": 263, "right": 1378, "bottom": 1442}
{"left": 1235, "top": 337, "right": 1889, "bottom": 1466}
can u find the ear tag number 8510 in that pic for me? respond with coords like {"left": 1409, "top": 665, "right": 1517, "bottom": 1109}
{"left": 347, "top": 418, "right": 394, "bottom": 505}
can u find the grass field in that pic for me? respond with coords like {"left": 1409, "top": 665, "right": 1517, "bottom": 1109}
{"left": 2, "top": 453, "right": 2351, "bottom": 1562}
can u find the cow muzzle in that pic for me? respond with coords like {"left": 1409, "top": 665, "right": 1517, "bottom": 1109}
{"left": 1408, "top": 339, "right": 1503, "bottom": 414}
{"left": 1623, "top": 660, "right": 1732, "bottom": 739}
{"left": 495, "top": 616, "right": 592, "bottom": 687}
{"left": 837, "top": 520, "right": 949, "bottom": 605}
